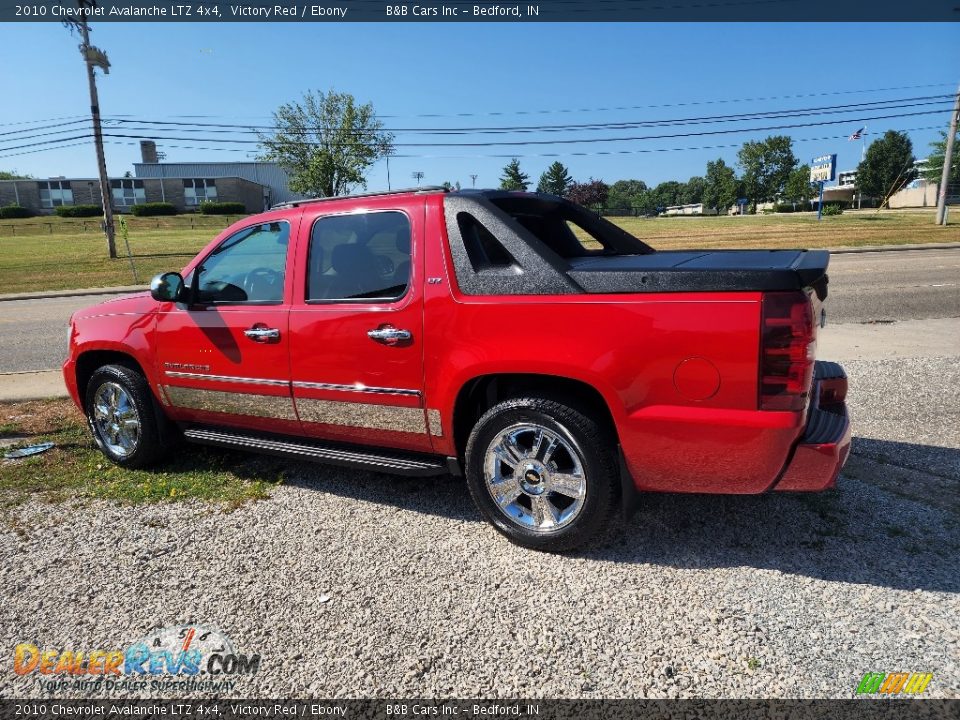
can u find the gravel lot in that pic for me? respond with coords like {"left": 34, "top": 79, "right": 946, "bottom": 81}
{"left": 1, "top": 354, "right": 957, "bottom": 699}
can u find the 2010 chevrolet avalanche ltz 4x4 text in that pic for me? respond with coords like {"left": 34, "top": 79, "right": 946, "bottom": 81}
{"left": 63, "top": 188, "right": 851, "bottom": 551}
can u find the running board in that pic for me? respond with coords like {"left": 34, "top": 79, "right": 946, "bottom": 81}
{"left": 183, "top": 427, "right": 449, "bottom": 477}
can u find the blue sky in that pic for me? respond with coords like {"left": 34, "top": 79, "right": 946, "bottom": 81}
{"left": 1, "top": 22, "right": 957, "bottom": 190}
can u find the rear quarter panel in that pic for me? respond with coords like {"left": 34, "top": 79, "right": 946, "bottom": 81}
{"left": 423, "top": 196, "right": 804, "bottom": 493}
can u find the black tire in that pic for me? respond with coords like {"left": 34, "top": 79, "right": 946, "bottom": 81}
{"left": 464, "top": 396, "right": 619, "bottom": 552}
{"left": 84, "top": 363, "right": 172, "bottom": 469}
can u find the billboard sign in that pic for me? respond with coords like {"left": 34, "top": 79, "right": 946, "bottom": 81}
{"left": 810, "top": 154, "right": 837, "bottom": 183}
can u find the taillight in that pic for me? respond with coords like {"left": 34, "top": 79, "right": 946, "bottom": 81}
{"left": 759, "top": 291, "right": 816, "bottom": 411}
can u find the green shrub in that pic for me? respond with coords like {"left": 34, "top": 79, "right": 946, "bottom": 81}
{"left": 199, "top": 201, "right": 246, "bottom": 215}
{"left": 130, "top": 202, "right": 177, "bottom": 217}
{"left": 821, "top": 204, "right": 843, "bottom": 216}
{"left": 54, "top": 204, "right": 102, "bottom": 218}
{"left": 0, "top": 204, "right": 33, "bottom": 219}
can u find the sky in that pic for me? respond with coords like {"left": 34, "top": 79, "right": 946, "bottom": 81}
{"left": 0, "top": 22, "right": 958, "bottom": 191}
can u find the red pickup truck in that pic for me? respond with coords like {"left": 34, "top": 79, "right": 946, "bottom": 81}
{"left": 64, "top": 188, "right": 851, "bottom": 551}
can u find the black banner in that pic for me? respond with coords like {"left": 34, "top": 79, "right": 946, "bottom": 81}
{"left": 1, "top": 700, "right": 960, "bottom": 720}
{"left": 0, "top": 0, "right": 958, "bottom": 23}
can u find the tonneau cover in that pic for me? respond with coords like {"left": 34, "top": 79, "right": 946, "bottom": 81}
{"left": 567, "top": 249, "right": 830, "bottom": 297}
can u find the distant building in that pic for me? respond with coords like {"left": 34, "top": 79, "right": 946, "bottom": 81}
{"left": 0, "top": 142, "right": 306, "bottom": 215}
{"left": 133, "top": 160, "right": 305, "bottom": 208}
{"left": 661, "top": 203, "right": 718, "bottom": 216}
{"left": 889, "top": 179, "right": 958, "bottom": 209}
{"left": 0, "top": 175, "right": 266, "bottom": 215}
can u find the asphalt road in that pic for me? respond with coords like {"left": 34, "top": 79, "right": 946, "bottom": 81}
{"left": 0, "top": 247, "right": 958, "bottom": 373}
{"left": 0, "top": 293, "right": 118, "bottom": 374}
{"left": 827, "top": 247, "right": 960, "bottom": 324}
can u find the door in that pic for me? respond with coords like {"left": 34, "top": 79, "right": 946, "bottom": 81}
{"left": 154, "top": 217, "right": 300, "bottom": 435}
{"left": 288, "top": 207, "right": 431, "bottom": 453}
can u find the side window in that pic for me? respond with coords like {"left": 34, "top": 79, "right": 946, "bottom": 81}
{"left": 307, "top": 211, "right": 411, "bottom": 302}
{"left": 193, "top": 222, "right": 289, "bottom": 304}
{"left": 456, "top": 212, "right": 517, "bottom": 272}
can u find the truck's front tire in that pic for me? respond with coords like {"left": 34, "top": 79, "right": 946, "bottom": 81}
{"left": 464, "top": 397, "right": 618, "bottom": 552}
{"left": 84, "top": 364, "right": 171, "bottom": 469}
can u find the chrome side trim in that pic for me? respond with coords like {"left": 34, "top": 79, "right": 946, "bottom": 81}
{"left": 156, "top": 384, "right": 170, "bottom": 407}
{"left": 427, "top": 409, "right": 443, "bottom": 437}
{"left": 293, "top": 381, "right": 421, "bottom": 398}
{"left": 296, "top": 398, "right": 427, "bottom": 434}
{"left": 164, "top": 385, "right": 297, "bottom": 421}
{"left": 165, "top": 371, "right": 289, "bottom": 388}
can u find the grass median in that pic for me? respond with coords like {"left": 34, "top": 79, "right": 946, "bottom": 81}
{"left": 0, "top": 215, "right": 243, "bottom": 294}
{"left": 0, "top": 210, "right": 956, "bottom": 295}
{"left": 0, "top": 398, "right": 284, "bottom": 509}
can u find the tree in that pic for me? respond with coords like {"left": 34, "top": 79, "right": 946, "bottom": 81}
{"left": 922, "top": 130, "right": 959, "bottom": 186}
{"left": 737, "top": 135, "right": 798, "bottom": 202}
{"left": 681, "top": 176, "right": 706, "bottom": 205}
{"left": 650, "top": 180, "right": 685, "bottom": 210}
{"left": 257, "top": 89, "right": 394, "bottom": 198}
{"left": 566, "top": 178, "right": 609, "bottom": 209}
{"left": 536, "top": 161, "right": 573, "bottom": 196}
{"left": 607, "top": 180, "right": 648, "bottom": 210}
{"left": 856, "top": 130, "right": 916, "bottom": 206}
{"left": 0, "top": 170, "right": 33, "bottom": 180}
{"left": 499, "top": 158, "right": 530, "bottom": 191}
{"left": 782, "top": 165, "right": 817, "bottom": 206}
{"left": 702, "top": 158, "right": 740, "bottom": 213}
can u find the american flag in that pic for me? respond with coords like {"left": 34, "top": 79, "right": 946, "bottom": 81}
{"left": 848, "top": 127, "right": 865, "bottom": 141}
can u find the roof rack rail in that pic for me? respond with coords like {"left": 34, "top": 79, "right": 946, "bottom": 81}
{"left": 271, "top": 186, "right": 448, "bottom": 210}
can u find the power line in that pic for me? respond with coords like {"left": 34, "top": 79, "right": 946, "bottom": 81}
{"left": 93, "top": 108, "right": 952, "bottom": 149}
{"left": 0, "top": 135, "right": 93, "bottom": 154}
{"left": 0, "top": 115, "right": 88, "bottom": 128}
{"left": 91, "top": 125, "right": 942, "bottom": 161}
{"left": 0, "top": 119, "right": 90, "bottom": 138}
{"left": 108, "top": 81, "right": 955, "bottom": 121}
{"left": 0, "top": 141, "right": 93, "bottom": 160}
{"left": 98, "top": 94, "right": 952, "bottom": 135}
{"left": 3, "top": 125, "right": 943, "bottom": 163}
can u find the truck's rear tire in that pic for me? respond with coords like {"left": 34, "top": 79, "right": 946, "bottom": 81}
{"left": 464, "top": 396, "right": 618, "bottom": 552}
{"left": 84, "top": 364, "right": 172, "bottom": 469}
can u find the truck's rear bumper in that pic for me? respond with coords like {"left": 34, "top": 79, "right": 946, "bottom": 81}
{"left": 773, "top": 361, "right": 851, "bottom": 492}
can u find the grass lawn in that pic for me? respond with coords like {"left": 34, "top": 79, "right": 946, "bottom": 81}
{"left": 0, "top": 210, "right": 957, "bottom": 294}
{"left": 0, "top": 215, "right": 243, "bottom": 294}
{"left": 0, "top": 398, "right": 284, "bottom": 510}
{"left": 615, "top": 209, "right": 959, "bottom": 250}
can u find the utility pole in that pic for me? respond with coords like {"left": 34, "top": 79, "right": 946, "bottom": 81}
{"left": 935, "top": 83, "right": 959, "bottom": 226}
{"left": 470, "top": 174, "right": 478, "bottom": 188}
{"left": 75, "top": 1, "right": 116, "bottom": 258}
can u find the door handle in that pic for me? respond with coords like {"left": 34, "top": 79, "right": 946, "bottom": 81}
{"left": 367, "top": 325, "right": 411, "bottom": 346}
{"left": 244, "top": 327, "right": 280, "bottom": 343}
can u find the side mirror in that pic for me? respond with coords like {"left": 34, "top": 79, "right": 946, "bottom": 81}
{"left": 150, "top": 272, "right": 185, "bottom": 302}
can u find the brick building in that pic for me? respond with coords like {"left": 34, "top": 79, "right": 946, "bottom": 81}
{"left": 0, "top": 175, "right": 267, "bottom": 215}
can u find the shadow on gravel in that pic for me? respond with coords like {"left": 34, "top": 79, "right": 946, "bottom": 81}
{"left": 580, "top": 437, "right": 959, "bottom": 593}
{"left": 282, "top": 437, "right": 958, "bottom": 593}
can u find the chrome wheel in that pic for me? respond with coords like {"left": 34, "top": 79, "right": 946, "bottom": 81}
{"left": 92, "top": 381, "right": 140, "bottom": 458}
{"left": 483, "top": 422, "right": 587, "bottom": 532}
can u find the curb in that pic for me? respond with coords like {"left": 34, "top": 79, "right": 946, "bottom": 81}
{"left": 830, "top": 243, "right": 960, "bottom": 255}
{"left": 0, "top": 243, "right": 957, "bottom": 303}
{"left": 0, "top": 286, "right": 145, "bottom": 303}
{"left": 0, "top": 370, "right": 68, "bottom": 402}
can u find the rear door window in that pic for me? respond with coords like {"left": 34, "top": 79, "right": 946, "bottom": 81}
{"left": 307, "top": 211, "right": 411, "bottom": 302}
